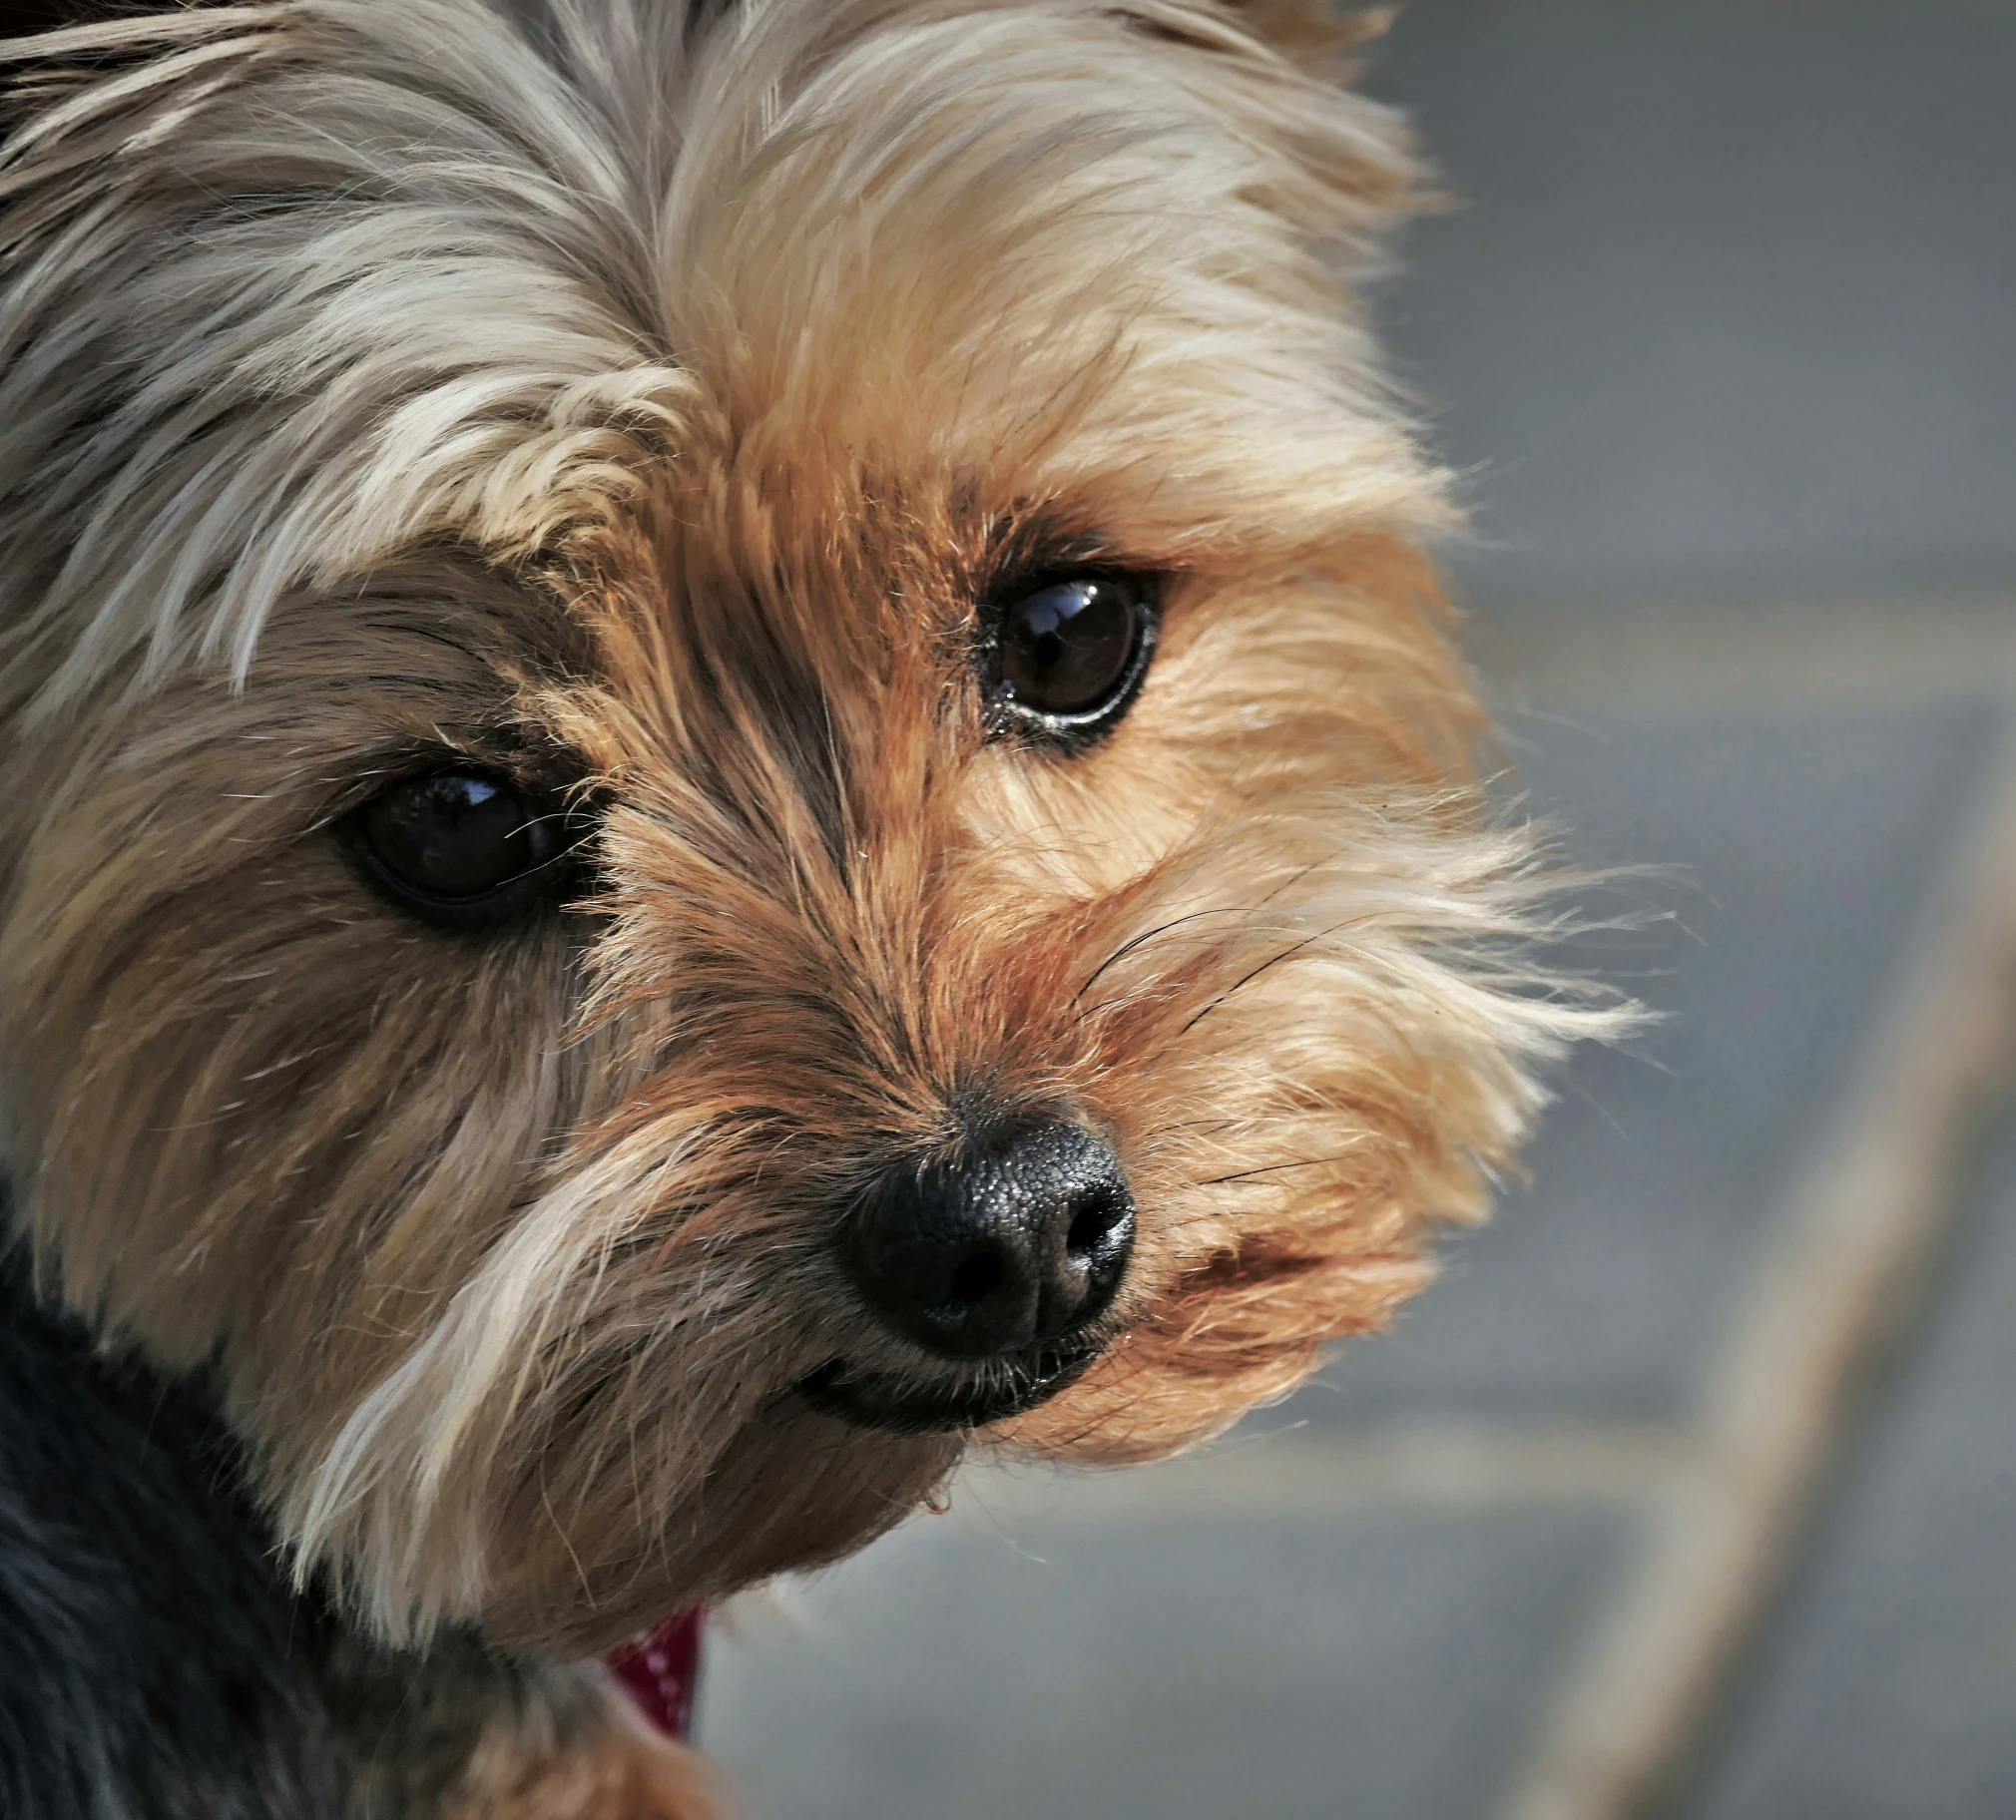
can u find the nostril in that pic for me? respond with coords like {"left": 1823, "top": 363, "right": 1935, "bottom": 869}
{"left": 1065, "top": 1191, "right": 1126, "bottom": 1260}
{"left": 946, "top": 1248, "right": 1005, "bottom": 1308}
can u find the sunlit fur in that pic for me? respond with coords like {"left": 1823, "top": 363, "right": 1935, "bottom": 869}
{"left": 0, "top": 0, "right": 1612, "bottom": 1690}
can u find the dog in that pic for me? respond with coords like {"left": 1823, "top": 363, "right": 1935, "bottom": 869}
{"left": 0, "top": 2, "right": 1607, "bottom": 1813}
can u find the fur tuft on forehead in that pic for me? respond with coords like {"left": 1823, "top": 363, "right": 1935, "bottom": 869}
{"left": 0, "top": 0, "right": 1622, "bottom": 1658}
{"left": 0, "top": 0, "right": 1430, "bottom": 718}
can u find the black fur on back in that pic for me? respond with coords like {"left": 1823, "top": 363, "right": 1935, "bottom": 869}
{"left": 0, "top": 1201, "right": 538, "bottom": 1819}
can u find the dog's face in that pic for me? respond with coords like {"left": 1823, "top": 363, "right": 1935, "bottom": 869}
{"left": 0, "top": 0, "right": 1584, "bottom": 1654}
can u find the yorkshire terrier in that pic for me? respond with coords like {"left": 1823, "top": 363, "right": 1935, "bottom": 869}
{"left": 0, "top": 1, "right": 1601, "bottom": 1814}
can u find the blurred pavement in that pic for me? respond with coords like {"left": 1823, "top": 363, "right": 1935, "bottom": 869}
{"left": 700, "top": 6, "right": 2016, "bottom": 1816}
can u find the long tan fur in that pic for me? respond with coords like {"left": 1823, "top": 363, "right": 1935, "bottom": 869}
{"left": 0, "top": 0, "right": 1616, "bottom": 1671}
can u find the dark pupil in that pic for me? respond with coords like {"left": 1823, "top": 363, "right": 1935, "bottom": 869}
{"left": 361, "top": 771, "right": 548, "bottom": 900}
{"left": 1000, "top": 580, "right": 1136, "bottom": 715}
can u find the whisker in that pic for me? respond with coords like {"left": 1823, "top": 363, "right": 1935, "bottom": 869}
{"left": 1073, "top": 857, "right": 1334, "bottom": 1005}
{"left": 1199, "top": 1152, "right": 1359, "bottom": 1187}
{"left": 1180, "top": 923, "right": 1340, "bottom": 1036}
{"left": 1072, "top": 907, "right": 1243, "bottom": 1003}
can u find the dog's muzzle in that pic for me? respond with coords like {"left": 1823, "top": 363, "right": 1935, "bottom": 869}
{"left": 799, "top": 1118, "right": 1135, "bottom": 1433}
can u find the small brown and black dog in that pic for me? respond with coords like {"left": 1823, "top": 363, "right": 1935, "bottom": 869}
{"left": 0, "top": 1, "right": 1606, "bottom": 1813}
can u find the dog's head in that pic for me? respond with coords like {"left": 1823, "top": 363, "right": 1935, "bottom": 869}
{"left": 0, "top": 0, "right": 1597, "bottom": 1653}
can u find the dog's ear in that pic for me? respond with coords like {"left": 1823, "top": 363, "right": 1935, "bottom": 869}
{"left": 1220, "top": 0, "right": 1393, "bottom": 70}
{"left": 1119, "top": 0, "right": 1395, "bottom": 76}
{"left": 1108, "top": 1, "right": 1421, "bottom": 228}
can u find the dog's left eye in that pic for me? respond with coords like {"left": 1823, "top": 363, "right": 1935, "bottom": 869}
{"left": 988, "top": 575, "right": 1158, "bottom": 746}
{"left": 345, "top": 768, "right": 578, "bottom": 931}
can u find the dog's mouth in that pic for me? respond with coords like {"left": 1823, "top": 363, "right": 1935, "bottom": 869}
{"left": 793, "top": 1344, "right": 1100, "bottom": 1434}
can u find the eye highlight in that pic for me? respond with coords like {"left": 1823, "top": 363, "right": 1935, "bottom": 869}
{"left": 343, "top": 767, "right": 584, "bottom": 932}
{"left": 986, "top": 574, "right": 1158, "bottom": 747}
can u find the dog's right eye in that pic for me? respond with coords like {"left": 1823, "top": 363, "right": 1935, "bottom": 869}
{"left": 985, "top": 573, "right": 1159, "bottom": 750}
{"left": 345, "top": 768, "right": 577, "bottom": 931}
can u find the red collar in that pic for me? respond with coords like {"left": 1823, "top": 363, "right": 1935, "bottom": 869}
{"left": 605, "top": 1609, "right": 704, "bottom": 1739}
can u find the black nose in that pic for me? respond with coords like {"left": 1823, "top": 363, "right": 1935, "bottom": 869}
{"left": 842, "top": 1120, "right": 1135, "bottom": 1361}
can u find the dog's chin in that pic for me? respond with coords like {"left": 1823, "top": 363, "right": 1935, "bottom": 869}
{"left": 793, "top": 1343, "right": 1102, "bottom": 1435}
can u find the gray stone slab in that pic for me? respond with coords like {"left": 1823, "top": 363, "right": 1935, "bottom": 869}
{"left": 1287, "top": 701, "right": 2002, "bottom": 1425}
{"left": 699, "top": 1502, "right": 1630, "bottom": 1820}
{"left": 1690, "top": 1106, "right": 2016, "bottom": 1820}
{"left": 1369, "top": 0, "right": 2016, "bottom": 608}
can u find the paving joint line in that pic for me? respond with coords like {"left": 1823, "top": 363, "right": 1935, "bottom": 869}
{"left": 946, "top": 1420, "right": 1699, "bottom": 1533}
{"left": 1495, "top": 709, "right": 2016, "bottom": 1820}
{"left": 1483, "top": 590, "right": 2016, "bottom": 715}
